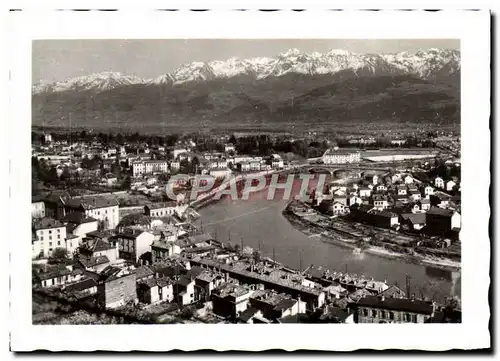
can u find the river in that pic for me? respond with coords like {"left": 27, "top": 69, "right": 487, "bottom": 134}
{"left": 196, "top": 173, "right": 461, "bottom": 303}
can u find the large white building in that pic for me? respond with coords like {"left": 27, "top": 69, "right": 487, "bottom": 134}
{"left": 132, "top": 160, "right": 169, "bottom": 177}
{"left": 64, "top": 196, "right": 120, "bottom": 230}
{"left": 32, "top": 218, "right": 67, "bottom": 258}
{"left": 322, "top": 149, "right": 361, "bottom": 164}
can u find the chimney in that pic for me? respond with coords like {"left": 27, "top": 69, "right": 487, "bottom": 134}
{"left": 411, "top": 294, "right": 415, "bottom": 302}
{"left": 380, "top": 295, "right": 385, "bottom": 302}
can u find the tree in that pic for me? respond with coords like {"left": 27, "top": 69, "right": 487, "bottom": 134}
{"left": 252, "top": 250, "right": 262, "bottom": 264}
{"left": 48, "top": 247, "right": 69, "bottom": 264}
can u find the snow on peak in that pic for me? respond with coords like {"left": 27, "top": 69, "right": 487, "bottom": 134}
{"left": 33, "top": 48, "right": 461, "bottom": 94}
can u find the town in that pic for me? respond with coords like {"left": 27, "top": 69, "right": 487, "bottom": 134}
{"left": 31, "top": 128, "right": 462, "bottom": 324}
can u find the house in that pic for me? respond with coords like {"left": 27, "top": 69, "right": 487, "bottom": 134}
{"left": 446, "top": 180, "right": 457, "bottom": 192}
{"left": 434, "top": 177, "right": 445, "bottom": 189}
{"left": 31, "top": 197, "right": 46, "bottom": 218}
{"left": 400, "top": 213, "right": 427, "bottom": 231}
{"left": 377, "top": 285, "right": 406, "bottom": 299}
{"left": 62, "top": 278, "right": 98, "bottom": 299}
{"left": 391, "top": 174, "right": 402, "bottom": 183}
{"left": 425, "top": 208, "right": 461, "bottom": 235}
{"left": 419, "top": 198, "right": 431, "bottom": 212}
{"left": 350, "top": 206, "right": 399, "bottom": 228}
{"left": 404, "top": 175, "right": 414, "bottom": 184}
{"left": 33, "top": 264, "right": 84, "bottom": 288}
{"left": 64, "top": 196, "right": 119, "bottom": 230}
{"left": 224, "top": 143, "right": 236, "bottom": 153}
{"left": 79, "top": 238, "right": 119, "bottom": 263}
{"left": 397, "top": 186, "right": 407, "bottom": 196}
{"left": 430, "top": 193, "right": 451, "bottom": 208}
{"left": 249, "top": 289, "right": 307, "bottom": 322}
{"left": 172, "top": 147, "right": 188, "bottom": 159}
{"left": 271, "top": 159, "right": 284, "bottom": 169}
{"left": 194, "top": 270, "right": 226, "bottom": 302}
{"left": 372, "top": 195, "right": 389, "bottom": 210}
{"left": 174, "top": 276, "right": 196, "bottom": 305}
{"left": 32, "top": 218, "right": 67, "bottom": 259}
{"left": 112, "top": 229, "right": 155, "bottom": 264}
{"left": 366, "top": 174, "right": 379, "bottom": 185}
{"left": 132, "top": 160, "right": 169, "bottom": 177}
{"left": 63, "top": 212, "right": 99, "bottom": 237}
{"left": 319, "top": 306, "right": 355, "bottom": 324}
{"left": 353, "top": 295, "right": 437, "bottom": 323}
{"left": 40, "top": 190, "right": 71, "bottom": 221}
{"left": 170, "top": 161, "right": 180, "bottom": 171}
{"left": 348, "top": 195, "right": 363, "bottom": 207}
{"left": 151, "top": 240, "right": 182, "bottom": 263}
{"left": 424, "top": 186, "right": 435, "bottom": 196}
{"left": 97, "top": 271, "right": 137, "bottom": 309}
{"left": 359, "top": 187, "right": 371, "bottom": 198}
{"left": 409, "top": 190, "right": 422, "bottom": 202}
{"left": 137, "top": 277, "right": 174, "bottom": 304}
{"left": 332, "top": 195, "right": 348, "bottom": 206}
{"left": 212, "top": 283, "right": 254, "bottom": 320}
{"left": 375, "top": 184, "right": 387, "bottom": 192}
{"left": 331, "top": 201, "right": 349, "bottom": 215}
{"left": 77, "top": 255, "right": 111, "bottom": 273}
{"left": 144, "top": 202, "right": 179, "bottom": 218}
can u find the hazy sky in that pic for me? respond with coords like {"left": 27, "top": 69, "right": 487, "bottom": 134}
{"left": 33, "top": 39, "right": 460, "bottom": 83}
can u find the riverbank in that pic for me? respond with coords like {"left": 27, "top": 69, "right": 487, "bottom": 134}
{"left": 282, "top": 206, "right": 461, "bottom": 272}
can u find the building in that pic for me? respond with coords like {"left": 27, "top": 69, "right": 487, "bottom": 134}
{"left": 424, "top": 186, "right": 435, "bottom": 196}
{"left": 212, "top": 283, "right": 254, "bottom": 320}
{"left": 224, "top": 143, "right": 236, "bottom": 153}
{"left": 137, "top": 277, "right": 174, "bottom": 304}
{"left": 32, "top": 218, "right": 67, "bottom": 258}
{"left": 33, "top": 265, "right": 84, "bottom": 288}
{"left": 97, "top": 271, "right": 137, "bottom": 309}
{"left": 144, "top": 202, "right": 179, "bottom": 217}
{"left": 372, "top": 195, "right": 389, "bottom": 210}
{"left": 446, "top": 180, "right": 457, "bottom": 191}
{"left": 173, "top": 147, "right": 188, "bottom": 159}
{"left": 170, "top": 161, "right": 180, "bottom": 171}
{"left": 249, "top": 289, "right": 307, "bottom": 322}
{"left": 31, "top": 198, "right": 46, "bottom": 219}
{"left": 174, "top": 276, "right": 196, "bottom": 305}
{"left": 419, "top": 198, "right": 431, "bottom": 212}
{"left": 400, "top": 213, "right": 426, "bottom": 231}
{"left": 63, "top": 212, "right": 99, "bottom": 237}
{"left": 322, "top": 149, "right": 361, "bottom": 164}
{"left": 64, "top": 196, "right": 119, "bottom": 230}
{"left": 112, "top": 230, "right": 155, "bottom": 264}
{"left": 348, "top": 195, "right": 363, "bottom": 207}
{"left": 425, "top": 207, "right": 461, "bottom": 234}
{"left": 151, "top": 240, "right": 182, "bottom": 263}
{"left": 404, "top": 175, "right": 414, "bottom": 184}
{"left": 359, "top": 187, "right": 371, "bottom": 198}
{"left": 434, "top": 177, "right": 445, "bottom": 189}
{"left": 350, "top": 206, "right": 399, "bottom": 228}
{"left": 194, "top": 270, "right": 226, "bottom": 302}
{"left": 132, "top": 160, "right": 169, "bottom": 177}
{"left": 353, "top": 295, "right": 437, "bottom": 323}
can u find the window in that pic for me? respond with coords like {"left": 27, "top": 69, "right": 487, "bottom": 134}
{"left": 57, "top": 241, "right": 61, "bottom": 246}
{"left": 49, "top": 230, "right": 52, "bottom": 234}
{"left": 49, "top": 242, "right": 52, "bottom": 247}
{"left": 372, "top": 310, "right": 377, "bottom": 318}
{"left": 49, "top": 236, "right": 52, "bottom": 240}
{"left": 389, "top": 312, "right": 394, "bottom": 320}
{"left": 362, "top": 309, "right": 368, "bottom": 317}
{"left": 105, "top": 210, "right": 108, "bottom": 214}
{"left": 380, "top": 311, "right": 386, "bottom": 319}
{"left": 57, "top": 235, "right": 60, "bottom": 239}
{"left": 405, "top": 313, "right": 411, "bottom": 322}
{"left": 57, "top": 229, "right": 61, "bottom": 233}
{"left": 411, "top": 314, "right": 417, "bottom": 323}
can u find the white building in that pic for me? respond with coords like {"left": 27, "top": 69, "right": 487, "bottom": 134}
{"left": 322, "top": 149, "right": 361, "bottom": 164}
{"left": 32, "top": 218, "right": 67, "bottom": 258}
{"left": 132, "top": 160, "right": 169, "bottom": 177}
{"left": 64, "top": 196, "right": 120, "bottom": 230}
{"left": 434, "top": 177, "right": 445, "bottom": 189}
{"left": 446, "top": 180, "right": 457, "bottom": 191}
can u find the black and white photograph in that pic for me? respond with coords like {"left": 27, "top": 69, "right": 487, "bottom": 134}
{"left": 8, "top": 9, "right": 490, "bottom": 351}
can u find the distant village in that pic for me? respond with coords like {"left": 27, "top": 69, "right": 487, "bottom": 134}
{"left": 32, "top": 130, "right": 461, "bottom": 324}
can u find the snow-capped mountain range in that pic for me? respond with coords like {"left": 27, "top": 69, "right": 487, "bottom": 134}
{"left": 32, "top": 48, "right": 460, "bottom": 94}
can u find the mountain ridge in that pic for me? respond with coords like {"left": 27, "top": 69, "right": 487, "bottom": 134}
{"left": 33, "top": 48, "right": 460, "bottom": 94}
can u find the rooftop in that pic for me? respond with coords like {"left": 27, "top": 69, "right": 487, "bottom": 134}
{"left": 355, "top": 296, "right": 434, "bottom": 315}
{"left": 33, "top": 217, "right": 65, "bottom": 230}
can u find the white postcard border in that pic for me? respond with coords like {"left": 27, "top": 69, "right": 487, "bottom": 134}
{"left": 7, "top": 9, "right": 490, "bottom": 351}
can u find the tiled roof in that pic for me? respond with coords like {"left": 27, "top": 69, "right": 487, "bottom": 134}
{"left": 401, "top": 213, "right": 427, "bottom": 225}
{"left": 32, "top": 217, "right": 65, "bottom": 230}
{"left": 146, "top": 202, "right": 177, "bottom": 210}
{"left": 427, "top": 207, "right": 455, "bottom": 217}
{"left": 65, "top": 196, "right": 119, "bottom": 210}
{"left": 356, "top": 296, "right": 434, "bottom": 315}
